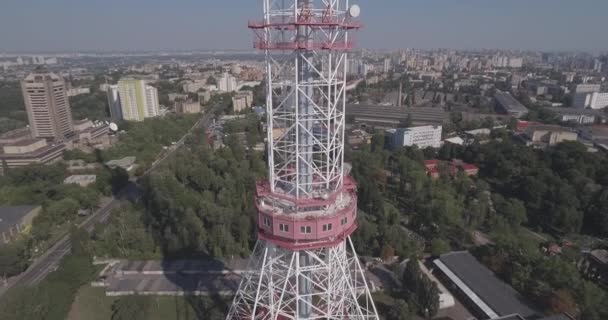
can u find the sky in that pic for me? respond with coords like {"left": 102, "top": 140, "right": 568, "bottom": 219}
{"left": 1, "top": 0, "right": 607, "bottom": 52}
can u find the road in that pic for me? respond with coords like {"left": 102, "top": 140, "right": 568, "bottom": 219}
{"left": 0, "top": 106, "right": 220, "bottom": 298}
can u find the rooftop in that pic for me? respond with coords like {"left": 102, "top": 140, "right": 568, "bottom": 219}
{"left": 527, "top": 124, "right": 575, "bottom": 133}
{"left": 0, "top": 206, "right": 40, "bottom": 234}
{"left": 590, "top": 249, "right": 608, "bottom": 264}
{"left": 495, "top": 91, "right": 529, "bottom": 114}
{"left": 64, "top": 175, "right": 97, "bottom": 184}
{"left": 434, "top": 251, "right": 537, "bottom": 319}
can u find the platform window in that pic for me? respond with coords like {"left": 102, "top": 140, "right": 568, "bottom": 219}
{"left": 300, "top": 226, "right": 312, "bottom": 234}
{"left": 262, "top": 216, "right": 272, "bottom": 227}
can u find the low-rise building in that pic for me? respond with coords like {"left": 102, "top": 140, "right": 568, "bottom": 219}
{"left": 495, "top": 91, "right": 529, "bottom": 118}
{"left": 105, "top": 156, "right": 136, "bottom": 172}
{"left": 64, "top": 174, "right": 97, "bottom": 187}
{"left": 433, "top": 251, "right": 538, "bottom": 320}
{"left": 524, "top": 124, "right": 578, "bottom": 147}
{"left": 545, "top": 107, "right": 600, "bottom": 124}
{"left": 175, "top": 100, "right": 201, "bottom": 114}
{"left": 389, "top": 125, "right": 442, "bottom": 149}
{"left": 0, "top": 138, "right": 66, "bottom": 169}
{"left": 424, "top": 159, "right": 479, "bottom": 179}
{"left": 0, "top": 205, "right": 41, "bottom": 244}
{"left": 579, "top": 249, "right": 608, "bottom": 289}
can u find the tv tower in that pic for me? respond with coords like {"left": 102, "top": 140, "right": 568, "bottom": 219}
{"left": 227, "top": 1, "right": 379, "bottom": 319}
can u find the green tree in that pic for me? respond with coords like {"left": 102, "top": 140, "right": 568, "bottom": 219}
{"left": 429, "top": 238, "right": 450, "bottom": 257}
{"left": 111, "top": 296, "right": 151, "bottom": 320}
{"left": 387, "top": 299, "right": 414, "bottom": 320}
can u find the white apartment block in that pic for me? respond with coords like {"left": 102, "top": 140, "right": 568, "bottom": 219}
{"left": 219, "top": 73, "right": 237, "bottom": 92}
{"left": 573, "top": 92, "right": 608, "bottom": 110}
{"left": 391, "top": 125, "right": 443, "bottom": 149}
{"left": 574, "top": 84, "right": 601, "bottom": 94}
{"left": 117, "top": 78, "right": 160, "bottom": 121}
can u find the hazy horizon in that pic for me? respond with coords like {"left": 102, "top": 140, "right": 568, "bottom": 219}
{"left": 1, "top": 0, "right": 607, "bottom": 53}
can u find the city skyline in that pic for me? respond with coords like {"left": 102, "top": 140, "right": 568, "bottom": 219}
{"left": 1, "top": 0, "right": 608, "bottom": 53}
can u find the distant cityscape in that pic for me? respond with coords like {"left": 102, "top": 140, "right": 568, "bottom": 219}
{"left": 0, "top": 30, "right": 607, "bottom": 320}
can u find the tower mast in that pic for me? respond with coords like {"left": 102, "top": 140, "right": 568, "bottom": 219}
{"left": 227, "top": 1, "right": 378, "bottom": 319}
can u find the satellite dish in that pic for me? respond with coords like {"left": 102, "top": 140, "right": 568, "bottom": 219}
{"left": 109, "top": 122, "right": 118, "bottom": 132}
{"left": 348, "top": 4, "right": 361, "bottom": 18}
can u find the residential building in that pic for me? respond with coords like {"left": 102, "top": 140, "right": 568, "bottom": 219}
{"left": 545, "top": 107, "right": 599, "bottom": 124}
{"left": 218, "top": 73, "right": 237, "bottom": 92}
{"left": 383, "top": 58, "right": 391, "bottom": 73}
{"left": 232, "top": 91, "right": 254, "bottom": 112}
{"left": 106, "top": 85, "right": 122, "bottom": 121}
{"left": 64, "top": 174, "right": 97, "bottom": 187}
{"left": 0, "top": 206, "right": 42, "bottom": 244}
{"left": 524, "top": 124, "right": 578, "bottom": 147}
{"left": 117, "top": 78, "right": 160, "bottom": 121}
{"left": 494, "top": 91, "right": 529, "bottom": 118}
{"left": 572, "top": 92, "right": 608, "bottom": 110}
{"left": 390, "top": 125, "right": 442, "bottom": 149}
{"left": 424, "top": 159, "right": 479, "bottom": 179}
{"left": 175, "top": 100, "right": 201, "bottom": 114}
{"left": 182, "top": 80, "right": 207, "bottom": 93}
{"left": 21, "top": 70, "right": 74, "bottom": 141}
{"left": 198, "top": 91, "right": 211, "bottom": 104}
{"left": 574, "top": 84, "right": 601, "bottom": 94}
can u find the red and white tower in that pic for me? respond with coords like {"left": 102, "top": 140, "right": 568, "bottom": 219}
{"left": 227, "top": 1, "right": 379, "bottom": 319}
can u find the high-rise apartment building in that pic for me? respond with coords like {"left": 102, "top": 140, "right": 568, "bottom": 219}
{"left": 21, "top": 70, "right": 74, "bottom": 141}
{"left": 574, "top": 84, "right": 601, "bottom": 94}
{"left": 117, "top": 78, "right": 160, "bottom": 121}
{"left": 106, "top": 85, "right": 122, "bottom": 121}
{"left": 573, "top": 92, "right": 608, "bottom": 110}
{"left": 218, "top": 73, "right": 237, "bottom": 92}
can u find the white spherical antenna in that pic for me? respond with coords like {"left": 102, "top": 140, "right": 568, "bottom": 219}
{"left": 348, "top": 4, "right": 361, "bottom": 18}
{"left": 109, "top": 122, "right": 118, "bottom": 132}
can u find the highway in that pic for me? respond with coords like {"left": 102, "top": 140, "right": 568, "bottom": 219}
{"left": 0, "top": 106, "right": 220, "bottom": 298}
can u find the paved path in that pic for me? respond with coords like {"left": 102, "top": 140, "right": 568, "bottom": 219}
{"left": 0, "top": 107, "right": 221, "bottom": 298}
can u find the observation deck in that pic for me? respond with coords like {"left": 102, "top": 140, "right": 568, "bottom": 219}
{"left": 255, "top": 176, "right": 358, "bottom": 251}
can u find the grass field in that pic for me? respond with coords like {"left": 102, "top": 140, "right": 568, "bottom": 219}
{"left": 68, "top": 285, "right": 230, "bottom": 320}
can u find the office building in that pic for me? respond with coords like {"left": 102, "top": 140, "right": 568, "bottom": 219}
{"left": 494, "top": 91, "right": 529, "bottom": 118}
{"left": 390, "top": 125, "right": 442, "bottom": 149}
{"left": 106, "top": 85, "right": 122, "bottom": 121}
{"left": 21, "top": 70, "right": 74, "bottom": 141}
{"left": 117, "top": 78, "right": 160, "bottom": 121}
{"left": 573, "top": 92, "right": 608, "bottom": 110}
{"left": 218, "top": 73, "right": 237, "bottom": 92}
{"left": 0, "top": 138, "right": 66, "bottom": 169}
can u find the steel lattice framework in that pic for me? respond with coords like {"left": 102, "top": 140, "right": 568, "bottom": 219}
{"left": 227, "top": 1, "right": 378, "bottom": 319}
